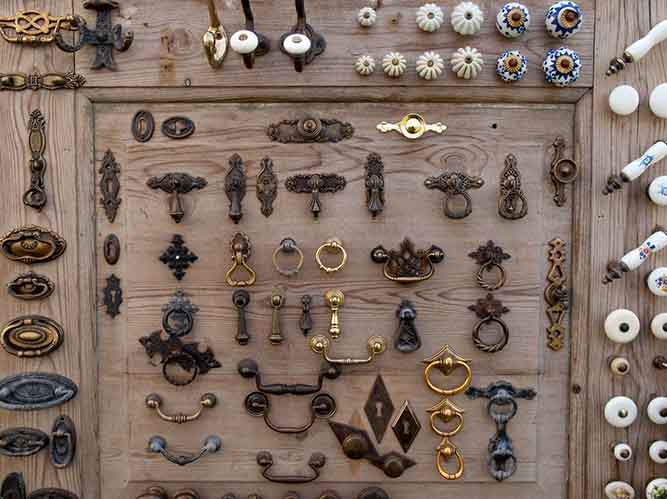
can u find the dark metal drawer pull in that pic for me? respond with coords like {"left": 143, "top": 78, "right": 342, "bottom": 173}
{"left": 148, "top": 435, "right": 222, "bottom": 466}
{"left": 238, "top": 358, "right": 340, "bottom": 395}
{"left": 256, "top": 451, "right": 326, "bottom": 483}
{"left": 244, "top": 392, "right": 336, "bottom": 434}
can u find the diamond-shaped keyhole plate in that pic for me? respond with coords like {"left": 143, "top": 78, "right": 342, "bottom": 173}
{"left": 364, "top": 375, "right": 394, "bottom": 443}
{"left": 392, "top": 400, "right": 421, "bottom": 453}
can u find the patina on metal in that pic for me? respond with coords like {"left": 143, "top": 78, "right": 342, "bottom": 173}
{"left": 422, "top": 344, "right": 472, "bottom": 397}
{"left": 161, "top": 117, "right": 195, "bottom": 139}
{"left": 225, "top": 153, "right": 246, "bottom": 223}
{"left": 377, "top": 113, "right": 447, "bottom": 140}
{"left": 226, "top": 233, "right": 256, "bottom": 286}
{"left": 1, "top": 472, "right": 26, "bottom": 499}
{"left": 392, "top": 400, "right": 421, "bottom": 453}
{"left": 235, "top": 0, "right": 271, "bottom": 68}
{"left": 285, "top": 173, "right": 346, "bottom": 218}
{"left": 238, "top": 358, "right": 341, "bottom": 395}
{"left": 550, "top": 136, "right": 578, "bottom": 206}
{"left": 545, "top": 238, "right": 569, "bottom": 350}
{"left": 299, "top": 295, "right": 313, "bottom": 336}
{"left": 309, "top": 334, "right": 387, "bottom": 366}
{"left": 466, "top": 381, "right": 536, "bottom": 481}
{"left": 371, "top": 238, "right": 445, "bottom": 283}
{"left": 103, "top": 234, "right": 120, "bottom": 265}
{"left": 103, "top": 274, "right": 122, "bottom": 318}
{"left": 146, "top": 172, "right": 207, "bottom": 223}
{"left": 257, "top": 451, "right": 326, "bottom": 482}
{"left": 468, "top": 241, "right": 511, "bottom": 291}
{"left": 99, "top": 149, "right": 121, "bottom": 223}
{"left": 269, "top": 289, "right": 286, "bottom": 344}
{"left": 365, "top": 153, "right": 385, "bottom": 217}
{"left": 162, "top": 290, "right": 199, "bottom": 338}
{"left": 395, "top": 300, "right": 420, "bottom": 353}
{"left": 0, "top": 428, "right": 49, "bottom": 457}
{"left": 0, "top": 71, "right": 85, "bottom": 91}
{"left": 425, "top": 171, "right": 485, "bottom": 219}
{"left": 132, "top": 110, "right": 155, "bottom": 143}
{"left": 279, "top": 0, "right": 326, "bottom": 72}
{"left": 159, "top": 235, "right": 198, "bottom": 280}
{"left": 328, "top": 420, "right": 416, "bottom": 478}
{"left": 50, "top": 415, "right": 76, "bottom": 468}
{"left": 202, "top": 0, "right": 228, "bottom": 69}
{"left": 0, "top": 10, "right": 77, "bottom": 46}
{"left": 7, "top": 271, "right": 55, "bottom": 300}
{"left": 145, "top": 393, "right": 217, "bottom": 424}
{"left": 256, "top": 157, "right": 277, "bottom": 217}
{"left": 498, "top": 154, "right": 528, "bottom": 220}
{"left": 0, "top": 372, "right": 78, "bottom": 411}
{"left": 272, "top": 238, "right": 304, "bottom": 277}
{"left": 245, "top": 391, "right": 336, "bottom": 434}
{"left": 0, "top": 315, "right": 64, "bottom": 357}
{"left": 364, "top": 375, "right": 394, "bottom": 443}
{"left": 269, "top": 117, "right": 352, "bottom": 143}
{"left": 233, "top": 290, "right": 251, "bottom": 345}
{"left": 148, "top": 435, "right": 222, "bottom": 466}
{"left": 29, "top": 489, "right": 79, "bottom": 499}
{"left": 468, "top": 294, "right": 510, "bottom": 353}
{"left": 0, "top": 225, "right": 66, "bottom": 264}
{"left": 23, "top": 110, "right": 47, "bottom": 211}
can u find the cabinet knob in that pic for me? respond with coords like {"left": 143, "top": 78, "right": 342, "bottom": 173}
{"left": 604, "top": 309, "right": 640, "bottom": 344}
{"left": 604, "top": 396, "right": 638, "bottom": 428}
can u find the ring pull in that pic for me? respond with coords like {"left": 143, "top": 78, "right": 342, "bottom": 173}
{"left": 148, "top": 435, "right": 222, "bottom": 466}
{"left": 468, "top": 294, "right": 510, "bottom": 353}
{"left": 256, "top": 451, "right": 326, "bottom": 482}
{"left": 230, "top": 0, "right": 270, "bottom": 69}
{"left": 425, "top": 171, "right": 485, "bottom": 219}
{"left": 427, "top": 399, "right": 465, "bottom": 438}
{"left": 435, "top": 440, "right": 465, "bottom": 480}
{"left": 469, "top": 241, "right": 510, "bottom": 291}
{"left": 272, "top": 238, "right": 304, "bottom": 277}
{"left": 309, "top": 334, "right": 386, "bottom": 366}
{"left": 422, "top": 345, "right": 472, "bottom": 396}
{"left": 238, "top": 358, "right": 341, "bottom": 395}
{"left": 498, "top": 154, "right": 528, "bottom": 220}
{"left": 324, "top": 289, "right": 344, "bottom": 339}
{"left": 202, "top": 0, "right": 228, "bottom": 69}
{"left": 226, "top": 233, "right": 256, "bottom": 286}
{"left": 145, "top": 393, "right": 217, "bottom": 424}
{"left": 279, "top": 0, "right": 326, "bottom": 72}
{"left": 550, "top": 136, "right": 578, "bottom": 207}
{"left": 245, "top": 392, "right": 336, "bottom": 434}
{"left": 315, "top": 238, "right": 348, "bottom": 273}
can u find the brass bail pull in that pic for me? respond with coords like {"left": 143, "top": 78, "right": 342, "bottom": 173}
{"left": 225, "top": 233, "right": 256, "bottom": 286}
{"left": 435, "top": 439, "right": 465, "bottom": 480}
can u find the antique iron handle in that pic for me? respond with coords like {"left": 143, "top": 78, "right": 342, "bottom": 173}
{"left": 230, "top": 0, "right": 270, "bottom": 69}
{"left": 285, "top": 174, "right": 347, "bottom": 218}
{"left": 244, "top": 392, "right": 336, "bottom": 434}
{"left": 309, "top": 335, "right": 386, "bottom": 365}
{"left": 377, "top": 113, "right": 446, "bottom": 140}
{"left": 422, "top": 345, "right": 472, "bottom": 396}
{"left": 324, "top": 290, "right": 344, "bottom": 339}
{"left": 498, "top": 154, "right": 528, "bottom": 219}
{"left": 145, "top": 393, "right": 217, "bottom": 424}
{"left": 233, "top": 290, "right": 251, "bottom": 345}
{"left": 424, "top": 171, "right": 485, "bottom": 219}
{"left": 269, "top": 289, "right": 285, "bottom": 344}
{"left": 203, "top": 0, "right": 228, "bottom": 68}
{"left": 148, "top": 435, "right": 221, "bottom": 466}
{"left": 300, "top": 295, "right": 313, "bottom": 335}
{"left": 468, "top": 294, "right": 511, "bottom": 353}
{"left": 226, "top": 233, "right": 256, "bottom": 286}
{"left": 279, "top": 0, "right": 326, "bottom": 72}
{"left": 146, "top": 172, "right": 207, "bottom": 223}
{"left": 256, "top": 451, "right": 326, "bottom": 483}
{"left": 550, "top": 136, "right": 578, "bottom": 206}
{"left": 238, "top": 358, "right": 341, "bottom": 395}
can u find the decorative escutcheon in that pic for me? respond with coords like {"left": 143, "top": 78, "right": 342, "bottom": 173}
{"left": 545, "top": 238, "right": 569, "bottom": 350}
{"left": 148, "top": 435, "right": 222, "bottom": 466}
{"left": 365, "top": 153, "right": 385, "bottom": 217}
{"left": 550, "top": 136, "right": 578, "bottom": 206}
{"left": 269, "top": 117, "right": 353, "bottom": 143}
{"left": 377, "top": 113, "right": 446, "bottom": 140}
{"left": 99, "top": 149, "right": 121, "bottom": 223}
{"left": 162, "top": 117, "right": 196, "bottom": 140}
{"left": 468, "top": 294, "right": 510, "bottom": 353}
{"left": 132, "top": 110, "right": 155, "bottom": 143}
{"left": 23, "top": 109, "right": 47, "bottom": 211}
{"left": 425, "top": 171, "right": 485, "bottom": 219}
{"left": 0, "top": 372, "right": 78, "bottom": 411}
{"left": 159, "top": 235, "right": 198, "bottom": 281}
{"left": 7, "top": 272, "right": 55, "bottom": 300}
{"left": 225, "top": 153, "right": 246, "bottom": 223}
{"left": 286, "top": 174, "right": 347, "bottom": 219}
{"left": 0, "top": 472, "right": 26, "bottom": 499}
{"left": 50, "top": 415, "right": 76, "bottom": 468}
{"left": 244, "top": 392, "right": 336, "bottom": 434}
{"left": 272, "top": 238, "right": 304, "bottom": 277}
{"left": 316, "top": 238, "right": 348, "bottom": 273}
{"left": 279, "top": 0, "right": 326, "bottom": 72}
{"left": 371, "top": 238, "right": 445, "bottom": 283}
{"left": 0, "top": 71, "right": 85, "bottom": 91}
{"left": 256, "top": 157, "right": 277, "bottom": 217}
{"left": 422, "top": 345, "right": 472, "bottom": 396}
{"left": 324, "top": 289, "right": 344, "bottom": 340}
{"left": 1, "top": 315, "right": 64, "bottom": 357}
{"left": 395, "top": 300, "right": 420, "bottom": 353}
{"left": 238, "top": 358, "right": 341, "bottom": 395}
{"left": 145, "top": 393, "right": 217, "bottom": 424}
{"left": 203, "top": 0, "right": 228, "bottom": 69}
{"left": 0, "top": 428, "right": 49, "bottom": 457}
{"left": 226, "top": 233, "right": 256, "bottom": 286}
{"left": 469, "top": 241, "right": 511, "bottom": 291}
{"left": 230, "top": 0, "right": 270, "bottom": 69}
{"left": 269, "top": 289, "right": 286, "bottom": 344}
{"left": 146, "top": 172, "right": 207, "bottom": 223}
{"left": 257, "top": 451, "right": 326, "bottom": 483}
{"left": 233, "top": 290, "right": 251, "bottom": 345}
{"left": 498, "top": 154, "right": 528, "bottom": 219}
{"left": 103, "top": 274, "right": 123, "bottom": 318}
{"left": 0, "top": 225, "right": 66, "bottom": 264}
{"left": 309, "top": 334, "right": 386, "bottom": 365}
{"left": 104, "top": 234, "right": 120, "bottom": 265}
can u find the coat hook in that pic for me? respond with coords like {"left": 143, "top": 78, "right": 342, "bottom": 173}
{"left": 230, "top": 0, "right": 270, "bottom": 69}
{"left": 203, "top": 0, "right": 228, "bottom": 69}
{"left": 280, "top": 0, "right": 326, "bottom": 72}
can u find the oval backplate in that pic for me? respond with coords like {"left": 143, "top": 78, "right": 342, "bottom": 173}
{"left": 161, "top": 116, "right": 195, "bottom": 139}
{"left": 1, "top": 472, "right": 26, "bottom": 499}
{"left": 0, "top": 373, "right": 78, "bottom": 411}
{"left": 1, "top": 316, "right": 64, "bottom": 357}
{"left": 0, "top": 427, "right": 49, "bottom": 457}
{"left": 103, "top": 234, "right": 120, "bottom": 265}
{"left": 28, "top": 489, "right": 79, "bottom": 499}
{"left": 7, "top": 272, "right": 55, "bottom": 300}
{"left": 0, "top": 225, "right": 66, "bottom": 264}
{"left": 51, "top": 415, "right": 76, "bottom": 468}
{"left": 132, "top": 110, "right": 155, "bottom": 143}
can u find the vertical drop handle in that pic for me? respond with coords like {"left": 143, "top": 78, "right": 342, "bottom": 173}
{"left": 608, "top": 20, "right": 667, "bottom": 75}
{"left": 269, "top": 290, "right": 285, "bottom": 344}
{"left": 233, "top": 290, "right": 251, "bottom": 345}
{"left": 604, "top": 140, "right": 667, "bottom": 194}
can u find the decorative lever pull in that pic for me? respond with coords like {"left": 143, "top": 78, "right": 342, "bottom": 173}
{"left": 145, "top": 393, "right": 217, "bottom": 424}
{"left": 148, "top": 435, "right": 222, "bottom": 466}
{"left": 603, "top": 229, "right": 667, "bottom": 284}
{"left": 324, "top": 290, "right": 344, "bottom": 340}
{"left": 0, "top": 10, "right": 77, "bottom": 46}
{"left": 286, "top": 173, "right": 346, "bottom": 218}
{"left": 233, "top": 290, "right": 251, "bottom": 345}
{"left": 269, "top": 289, "right": 285, "bottom": 344}
{"left": 203, "top": 0, "right": 228, "bottom": 69}
{"left": 146, "top": 173, "right": 207, "bottom": 223}
{"left": 225, "top": 154, "right": 246, "bottom": 223}
{"left": 230, "top": 0, "right": 270, "bottom": 69}
{"left": 550, "top": 136, "right": 578, "bottom": 206}
{"left": 226, "top": 233, "right": 256, "bottom": 286}
{"left": 607, "top": 20, "right": 667, "bottom": 75}
{"left": 238, "top": 358, "right": 341, "bottom": 395}
{"left": 23, "top": 110, "right": 47, "bottom": 211}
{"left": 279, "top": 0, "right": 326, "bottom": 72}
{"left": 371, "top": 238, "right": 445, "bottom": 283}
{"left": 257, "top": 451, "right": 326, "bottom": 483}
{"left": 309, "top": 334, "right": 386, "bottom": 365}
{"left": 0, "top": 71, "right": 85, "bottom": 91}
{"left": 377, "top": 113, "right": 446, "bottom": 140}
{"left": 603, "top": 140, "right": 667, "bottom": 195}
{"left": 244, "top": 392, "right": 336, "bottom": 434}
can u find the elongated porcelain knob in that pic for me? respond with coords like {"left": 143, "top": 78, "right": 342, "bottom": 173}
{"left": 608, "top": 20, "right": 667, "bottom": 75}
{"left": 650, "top": 441, "right": 667, "bottom": 464}
{"left": 613, "top": 442, "right": 633, "bottom": 461}
{"left": 652, "top": 313, "right": 667, "bottom": 339}
{"left": 604, "top": 230, "right": 667, "bottom": 284}
{"left": 605, "top": 481, "right": 635, "bottom": 499}
{"left": 604, "top": 309, "right": 640, "bottom": 343}
{"left": 603, "top": 141, "right": 667, "bottom": 194}
{"left": 604, "top": 396, "right": 638, "bottom": 427}
{"left": 648, "top": 396, "right": 667, "bottom": 424}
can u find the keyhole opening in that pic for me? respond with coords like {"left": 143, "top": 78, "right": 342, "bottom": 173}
{"left": 375, "top": 401, "right": 383, "bottom": 417}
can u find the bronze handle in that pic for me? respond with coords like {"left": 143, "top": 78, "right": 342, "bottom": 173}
{"left": 233, "top": 290, "right": 251, "bottom": 345}
{"left": 226, "top": 233, "right": 256, "bottom": 286}
{"left": 256, "top": 450, "right": 326, "bottom": 483}
{"left": 148, "top": 435, "right": 221, "bottom": 466}
{"left": 146, "top": 172, "right": 207, "bottom": 223}
{"left": 238, "top": 358, "right": 340, "bottom": 395}
{"left": 244, "top": 392, "right": 336, "bottom": 434}
{"left": 309, "top": 334, "right": 386, "bottom": 365}
{"left": 225, "top": 154, "right": 246, "bottom": 223}
{"left": 145, "top": 393, "right": 217, "bottom": 424}
{"left": 371, "top": 238, "right": 445, "bottom": 283}
{"left": 269, "top": 289, "right": 285, "bottom": 344}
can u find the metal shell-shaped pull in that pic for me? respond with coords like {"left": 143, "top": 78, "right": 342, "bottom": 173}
{"left": 226, "top": 233, "right": 256, "bottom": 286}
{"left": 1, "top": 315, "right": 63, "bottom": 357}
{"left": 145, "top": 393, "right": 217, "bottom": 424}
{"left": 0, "top": 225, "right": 66, "bottom": 264}
{"left": 309, "top": 334, "right": 386, "bottom": 365}
{"left": 148, "top": 435, "right": 222, "bottom": 466}
{"left": 422, "top": 345, "right": 472, "bottom": 396}
{"left": 203, "top": 0, "right": 228, "bottom": 68}
{"left": 377, "top": 113, "right": 446, "bottom": 140}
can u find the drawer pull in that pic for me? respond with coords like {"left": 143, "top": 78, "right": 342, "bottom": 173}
{"left": 285, "top": 174, "right": 347, "bottom": 219}
{"left": 604, "top": 396, "right": 638, "bottom": 428}
{"left": 225, "top": 154, "right": 246, "bottom": 223}
{"left": 23, "top": 110, "right": 47, "bottom": 211}
{"left": 146, "top": 172, "right": 207, "bottom": 223}
{"left": 425, "top": 170, "right": 484, "bottom": 219}
{"left": 0, "top": 225, "right": 66, "bottom": 265}
{"left": 309, "top": 334, "right": 386, "bottom": 366}
{"left": 203, "top": 0, "right": 228, "bottom": 69}
{"left": 272, "top": 238, "right": 304, "bottom": 277}
{"left": 324, "top": 290, "right": 344, "bottom": 339}
{"left": 50, "top": 415, "right": 76, "bottom": 468}
{"left": 136, "top": 486, "right": 200, "bottom": 499}
{"left": 377, "top": 113, "right": 446, "bottom": 140}
{"left": 498, "top": 154, "right": 528, "bottom": 219}
{"left": 148, "top": 435, "right": 222, "bottom": 466}
{"left": 269, "top": 289, "right": 286, "bottom": 344}
{"left": 230, "top": 0, "right": 270, "bottom": 69}
{"left": 257, "top": 451, "right": 326, "bottom": 483}
{"left": 422, "top": 345, "right": 472, "bottom": 396}
{"left": 145, "top": 393, "right": 217, "bottom": 424}
{"left": 468, "top": 293, "right": 510, "bottom": 353}
{"left": 316, "top": 240, "right": 348, "bottom": 274}
{"left": 371, "top": 238, "right": 445, "bottom": 283}
{"left": 233, "top": 290, "right": 251, "bottom": 345}
{"left": 226, "top": 233, "right": 256, "bottom": 287}
{"left": 244, "top": 392, "right": 336, "bottom": 434}
{"left": 238, "top": 358, "right": 340, "bottom": 395}
{"left": 365, "top": 153, "right": 385, "bottom": 217}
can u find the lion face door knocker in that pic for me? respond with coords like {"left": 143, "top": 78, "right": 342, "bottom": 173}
{"left": 371, "top": 238, "right": 445, "bottom": 283}
{"left": 425, "top": 171, "right": 484, "bottom": 219}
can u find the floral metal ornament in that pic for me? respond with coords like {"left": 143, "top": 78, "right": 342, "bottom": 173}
{"left": 469, "top": 241, "right": 511, "bottom": 290}
{"left": 256, "top": 157, "right": 277, "bottom": 217}
{"left": 498, "top": 154, "right": 528, "bottom": 220}
{"left": 285, "top": 173, "right": 346, "bottom": 218}
{"left": 0, "top": 10, "right": 77, "bottom": 46}
{"left": 225, "top": 154, "right": 246, "bottom": 223}
{"left": 365, "top": 153, "right": 385, "bottom": 217}
{"left": 545, "top": 238, "right": 569, "bottom": 350}
{"left": 268, "top": 116, "right": 353, "bottom": 143}
{"left": 159, "top": 235, "right": 198, "bottom": 281}
{"left": 23, "top": 110, "right": 47, "bottom": 211}
{"left": 468, "top": 294, "right": 510, "bottom": 353}
{"left": 425, "top": 171, "right": 485, "bottom": 219}
{"left": 0, "top": 71, "right": 85, "bottom": 91}
{"left": 99, "top": 149, "right": 121, "bottom": 223}
{"left": 371, "top": 238, "right": 445, "bottom": 283}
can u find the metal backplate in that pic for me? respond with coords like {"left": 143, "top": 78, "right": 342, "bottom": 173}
{"left": 0, "top": 225, "right": 66, "bottom": 264}
{"left": 364, "top": 375, "right": 394, "bottom": 443}
{"left": 268, "top": 117, "right": 353, "bottom": 143}
{"left": 103, "top": 274, "right": 123, "bottom": 318}
{"left": 99, "top": 149, "right": 121, "bottom": 223}
{"left": 50, "top": 415, "right": 76, "bottom": 468}
{"left": 0, "top": 372, "right": 78, "bottom": 411}
{"left": 0, "top": 428, "right": 49, "bottom": 457}
{"left": 162, "top": 117, "right": 195, "bottom": 139}
{"left": 391, "top": 401, "right": 421, "bottom": 453}
{"left": 132, "top": 110, "right": 155, "bottom": 143}
{"left": 7, "top": 272, "right": 55, "bottom": 300}
{"left": 28, "top": 489, "right": 79, "bottom": 499}
{"left": 0, "top": 315, "right": 64, "bottom": 357}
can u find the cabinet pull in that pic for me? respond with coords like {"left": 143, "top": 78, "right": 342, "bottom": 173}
{"left": 202, "top": 0, "right": 228, "bottom": 69}
{"left": 148, "top": 435, "right": 221, "bottom": 466}
{"left": 309, "top": 334, "right": 386, "bottom": 366}
{"left": 238, "top": 358, "right": 340, "bottom": 395}
{"left": 279, "top": 0, "right": 325, "bottom": 72}
{"left": 256, "top": 451, "right": 326, "bottom": 483}
{"left": 145, "top": 393, "right": 217, "bottom": 424}
{"left": 244, "top": 392, "right": 336, "bottom": 434}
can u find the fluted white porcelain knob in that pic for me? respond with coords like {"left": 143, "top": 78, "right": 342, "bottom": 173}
{"left": 648, "top": 177, "right": 667, "bottom": 206}
{"left": 650, "top": 83, "right": 667, "bottom": 119}
{"left": 648, "top": 268, "right": 667, "bottom": 297}
{"left": 605, "top": 481, "right": 635, "bottom": 499}
{"left": 646, "top": 478, "right": 667, "bottom": 499}
{"left": 605, "top": 309, "right": 640, "bottom": 343}
{"left": 651, "top": 313, "right": 667, "bottom": 339}
{"left": 230, "top": 30, "right": 259, "bottom": 55}
{"left": 283, "top": 33, "right": 311, "bottom": 55}
{"left": 604, "top": 396, "right": 638, "bottom": 427}
{"left": 613, "top": 442, "right": 633, "bottom": 461}
{"left": 650, "top": 441, "right": 667, "bottom": 464}
{"left": 609, "top": 85, "right": 640, "bottom": 116}
{"left": 648, "top": 397, "right": 667, "bottom": 424}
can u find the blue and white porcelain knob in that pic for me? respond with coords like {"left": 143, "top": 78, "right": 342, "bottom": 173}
{"left": 543, "top": 47, "right": 581, "bottom": 86}
{"left": 545, "top": 1, "right": 582, "bottom": 39}
{"left": 496, "top": 3, "right": 530, "bottom": 38}
{"left": 648, "top": 268, "right": 667, "bottom": 297}
{"left": 496, "top": 50, "right": 527, "bottom": 82}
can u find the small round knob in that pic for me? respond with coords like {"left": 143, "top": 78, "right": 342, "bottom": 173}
{"left": 605, "top": 481, "right": 635, "bottom": 499}
{"left": 341, "top": 434, "right": 369, "bottom": 459}
{"left": 651, "top": 312, "right": 667, "bottom": 339}
{"left": 650, "top": 441, "right": 667, "bottom": 464}
{"left": 648, "top": 177, "right": 667, "bottom": 206}
{"left": 604, "top": 309, "right": 640, "bottom": 344}
{"left": 382, "top": 454, "right": 405, "bottom": 478}
{"left": 609, "top": 85, "right": 639, "bottom": 116}
{"left": 612, "top": 442, "right": 633, "bottom": 462}
{"left": 610, "top": 356, "right": 631, "bottom": 376}
{"left": 604, "top": 396, "right": 638, "bottom": 428}
{"left": 647, "top": 396, "right": 667, "bottom": 424}
{"left": 283, "top": 33, "right": 311, "bottom": 55}
{"left": 230, "top": 30, "right": 259, "bottom": 54}
{"left": 650, "top": 83, "right": 667, "bottom": 119}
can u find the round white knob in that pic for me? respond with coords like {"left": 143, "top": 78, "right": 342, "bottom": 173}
{"left": 283, "top": 33, "right": 311, "bottom": 55}
{"left": 650, "top": 441, "right": 667, "bottom": 464}
{"left": 613, "top": 442, "right": 633, "bottom": 461}
{"left": 230, "top": 30, "right": 259, "bottom": 55}
{"left": 649, "top": 176, "right": 667, "bottom": 206}
{"left": 605, "top": 481, "right": 635, "bottom": 499}
{"left": 604, "top": 396, "right": 638, "bottom": 427}
{"left": 651, "top": 313, "right": 667, "bottom": 339}
{"left": 647, "top": 478, "right": 667, "bottom": 499}
{"left": 650, "top": 83, "right": 667, "bottom": 119}
{"left": 648, "top": 268, "right": 667, "bottom": 297}
{"left": 609, "top": 85, "right": 640, "bottom": 116}
{"left": 604, "top": 309, "right": 640, "bottom": 344}
{"left": 648, "top": 396, "right": 667, "bottom": 424}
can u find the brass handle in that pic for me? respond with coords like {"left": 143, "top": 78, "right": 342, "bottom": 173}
{"left": 256, "top": 450, "right": 326, "bottom": 483}
{"left": 435, "top": 440, "right": 465, "bottom": 480}
{"left": 203, "top": 0, "right": 228, "bottom": 68}
{"left": 324, "top": 290, "right": 344, "bottom": 339}
{"left": 244, "top": 392, "right": 336, "bottom": 434}
{"left": 145, "top": 393, "right": 217, "bottom": 424}
{"left": 377, "top": 113, "right": 446, "bottom": 140}
{"left": 148, "top": 435, "right": 222, "bottom": 466}
{"left": 315, "top": 239, "right": 348, "bottom": 273}
{"left": 226, "top": 232, "right": 256, "bottom": 286}
{"left": 422, "top": 345, "right": 472, "bottom": 396}
{"left": 427, "top": 399, "right": 465, "bottom": 481}
{"left": 309, "top": 334, "right": 386, "bottom": 365}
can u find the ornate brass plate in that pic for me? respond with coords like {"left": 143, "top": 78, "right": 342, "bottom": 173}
{"left": 0, "top": 372, "right": 78, "bottom": 410}
{"left": 425, "top": 171, "right": 485, "bottom": 219}
{"left": 23, "top": 109, "right": 47, "bottom": 211}
{"left": 0, "top": 10, "right": 77, "bottom": 45}
{"left": 50, "top": 415, "right": 76, "bottom": 468}
{"left": 1, "top": 315, "right": 64, "bottom": 357}
{"left": 545, "top": 238, "right": 569, "bottom": 350}
{"left": 0, "top": 428, "right": 49, "bottom": 457}
{"left": 225, "top": 154, "right": 246, "bottom": 223}
{"left": 132, "top": 111, "right": 155, "bottom": 143}
{"left": 392, "top": 401, "right": 421, "bottom": 453}
{"left": 0, "top": 225, "right": 66, "bottom": 264}
{"left": 364, "top": 375, "right": 394, "bottom": 443}
{"left": 99, "top": 149, "right": 121, "bottom": 223}
{"left": 7, "top": 272, "right": 55, "bottom": 300}
{"left": 268, "top": 117, "right": 353, "bottom": 143}
{"left": 162, "top": 117, "right": 195, "bottom": 139}
{"left": 0, "top": 71, "right": 85, "bottom": 91}
{"left": 256, "top": 157, "right": 277, "bottom": 217}
{"left": 377, "top": 113, "right": 446, "bottom": 140}
{"left": 103, "top": 274, "right": 123, "bottom": 318}
{"left": 103, "top": 234, "right": 120, "bottom": 265}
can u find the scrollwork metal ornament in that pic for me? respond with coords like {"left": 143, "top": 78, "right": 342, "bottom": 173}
{"left": 425, "top": 171, "right": 485, "bottom": 219}
{"left": 269, "top": 117, "right": 353, "bottom": 143}
{"left": 1, "top": 315, "right": 64, "bottom": 357}
{"left": 103, "top": 274, "right": 123, "bottom": 318}
{"left": 159, "top": 235, "right": 198, "bottom": 280}
{"left": 146, "top": 172, "right": 207, "bottom": 223}
{"left": 50, "top": 415, "right": 76, "bottom": 468}
{"left": 466, "top": 381, "right": 536, "bottom": 481}
{"left": 371, "top": 238, "right": 445, "bottom": 283}
{"left": 257, "top": 451, "right": 327, "bottom": 482}
{"left": 468, "top": 241, "right": 511, "bottom": 291}
{"left": 99, "top": 149, "right": 121, "bottom": 223}
{"left": 0, "top": 372, "right": 78, "bottom": 410}
{"left": 256, "top": 157, "right": 277, "bottom": 217}
{"left": 7, "top": 272, "right": 55, "bottom": 300}
{"left": 0, "top": 10, "right": 77, "bottom": 46}
{"left": 0, "top": 428, "right": 49, "bottom": 457}
{"left": 0, "top": 225, "right": 66, "bottom": 264}
{"left": 279, "top": 0, "right": 326, "bottom": 72}
{"left": 286, "top": 173, "right": 346, "bottom": 218}
{"left": 365, "top": 153, "right": 385, "bottom": 217}
{"left": 0, "top": 71, "right": 85, "bottom": 91}
{"left": 23, "top": 110, "right": 47, "bottom": 211}
{"left": 395, "top": 300, "right": 421, "bottom": 353}
{"left": 498, "top": 154, "right": 528, "bottom": 219}
{"left": 468, "top": 294, "right": 510, "bottom": 353}
{"left": 545, "top": 238, "right": 569, "bottom": 350}
{"left": 225, "top": 154, "right": 246, "bottom": 223}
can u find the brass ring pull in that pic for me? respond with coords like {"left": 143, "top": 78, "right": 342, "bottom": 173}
{"left": 145, "top": 393, "right": 217, "bottom": 424}
{"left": 226, "top": 232, "right": 256, "bottom": 286}
{"left": 256, "top": 450, "right": 326, "bottom": 483}
{"left": 427, "top": 399, "right": 465, "bottom": 438}
{"left": 435, "top": 440, "right": 465, "bottom": 480}
{"left": 422, "top": 345, "right": 472, "bottom": 396}
{"left": 148, "top": 435, "right": 222, "bottom": 466}
{"left": 315, "top": 238, "right": 347, "bottom": 273}
{"left": 272, "top": 238, "right": 304, "bottom": 277}
{"left": 309, "top": 334, "right": 386, "bottom": 365}
{"left": 244, "top": 392, "right": 336, "bottom": 434}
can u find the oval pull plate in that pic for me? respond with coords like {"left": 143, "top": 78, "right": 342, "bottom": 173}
{"left": 0, "top": 427, "right": 49, "bottom": 457}
{"left": 161, "top": 116, "right": 195, "bottom": 139}
{"left": 132, "top": 110, "right": 155, "bottom": 143}
{"left": 1, "top": 315, "right": 64, "bottom": 357}
{"left": 103, "top": 234, "right": 120, "bottom": 265}
{"left": 7, "top": 272, "right": 55, "bottom": 300}
{"left": 0, "top": 225, "right": 66, "bottom": 264}
{"left": 0, "top": 372, "right": 78, "bottom": 411}
{"left": 50, "top": 415, "right": 76, "bottom": 468}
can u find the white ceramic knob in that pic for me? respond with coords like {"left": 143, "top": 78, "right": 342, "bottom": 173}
{"left": 609, "top": 85, "right": 640, "bottom": 116}
{"left": 626, "top": 20, "right": 667, "bottom": 63}
{"left": 230, "top": 30, "right": 259, "bottom": 55}
{"left": 650, "top": 441, "right": 667, "bottom": 464}
{"left": 619, "top": 230, "right": 667, "bottom": 272}
{"left": 648, "top": 269, "right": 667, "bottom": 297}
{"left": 648, "top": 397, "right": 667, "bottom": 424}
{"left": 283, "top": 33, "right": 311, "bottom": 55}
{"left": 649, "top": 177, "right": 667, "bottom": 206}
{"left": 605, "top": 481, "right": 635, "bottom": 499}
{"left": 650, "top": 83, "right": 667, "bottom": 118}
{"left": 605, "top": 309, "right": 640, "bottom": 344}
{"left": 613, "top": 442, "right": 633, "bottom": 462}
{"left": 620, "top": 141, "right": 667, "bottom": 182}
{"left": 651, "top": 313, "right": 667, "bottom": 339}
{"left": 610, "top": 356, "right": 631, "bottom": 375}
{"left": 646, "top": 478, "right": 667, "bottom": 499}
{"left": 357, "top": 7, "right": 377, "bottom": 27}
{"left": 604, "top": 396, "right": 638, "bottom": 428}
